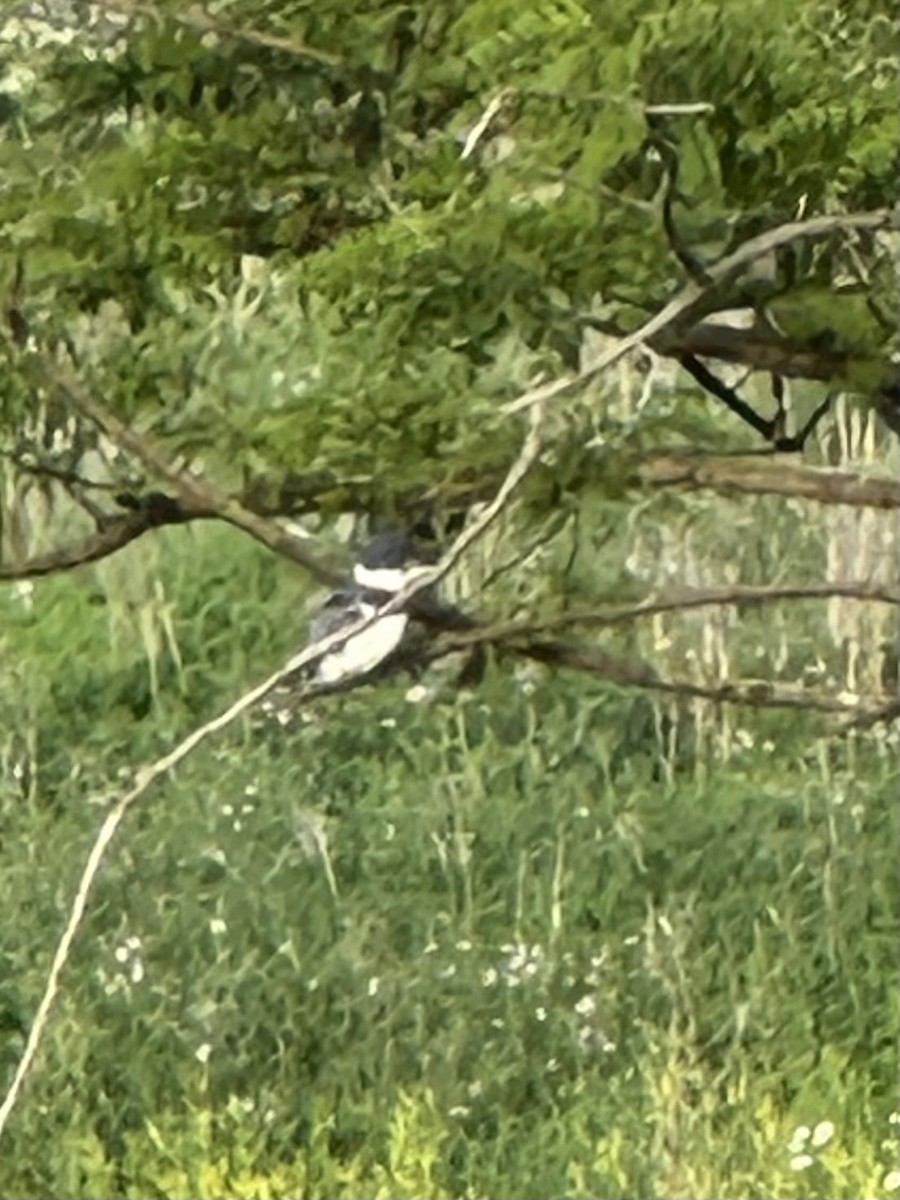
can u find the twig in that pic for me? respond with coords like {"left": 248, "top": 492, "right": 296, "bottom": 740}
{"left": 0, "top": 404, "right": 544, "bottom": 1143}
{"left": 644, "top": 103, "right": 715, "bottom": 116}
{"left": 460, "top": 89, "right": 514, "bottom": 160}
{"left": 679, "top": 352, "right": 774, "bottom": 439}
{"left": 427, "top": 579, "right": 900, "bottom": 652}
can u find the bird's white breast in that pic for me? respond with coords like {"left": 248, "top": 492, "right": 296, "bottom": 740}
{"left": 316, "top": 611, "right": 409, "bottom": 683}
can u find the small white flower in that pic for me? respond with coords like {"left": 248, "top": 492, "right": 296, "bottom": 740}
{"left": 367, "top": 976, "right": 380, "bottom": 997}
{"left": 789, "top": 1154, "right": 814, "bottom": 1171}
{"left": 467, "top": 1081, "right": 483, "bottom": 1099}
{"left": 209, "top": 918, "right": 227, "bottom": 936}
{"left": 574, "top": 994, "right": 596, "bottom": 1018}
{"left": 788, "top": 1124, "right": 811, "bottom": 1153}
{"left": 535, "top": 1006, "right": 547, "bottom": 1022}
{"left": 482, "top": 967, "right": 498, "bottom": 987}
{"left": 448, "top": 1105, "right": 470, "bottom": 1118}
{"left": 12, "top": 581, "right": 34, "bottom": 610}
{"left": 456, "top": 939, "right": 472, "bottom": 952}
{"left": 883, "top": 1169, "right": 900, "bottom": 1191}
{"left": 130, "top": 959, "right": 144, "bottom": 984}
{"left": 195, "top": 1043, "right": 212, "bottom": 1064}
{"left": 811, "top": 1120, "right": 834, "bottom": 1147}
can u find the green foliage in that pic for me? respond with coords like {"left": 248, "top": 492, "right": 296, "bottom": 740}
{"left": 1, "top": 0, "right": 896, "bottom": 511}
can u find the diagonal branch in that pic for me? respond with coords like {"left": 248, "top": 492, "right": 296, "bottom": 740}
{"left": 679, "top": 352, "right": 774, "bottom": 439}
{"left": 504, "top": 208, "right": 898, "bottom": 417}
{"left": 37, "top": 358, "right": 344, "bottom": 589}
{"left": 0, "top": 501, "right": 203, "bottom": 580}
{"left": 0, "top": 402, "right": 545, "bottom": 1143}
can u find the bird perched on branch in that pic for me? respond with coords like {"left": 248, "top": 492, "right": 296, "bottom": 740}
{"left": 261, "top": 529, "right": 475, "bottom": 724}
{"left": 311, "top": 529, "right": 431, "bottom": 683}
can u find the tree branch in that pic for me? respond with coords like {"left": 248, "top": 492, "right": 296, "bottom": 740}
{"left": 0, "top": 402, "right": 546, "bottom": 1143}
{"left": 505, "top": 208, "right": 898, "bottom": 417}
{"left": 427, "top": 580, "right": 900, "bottom": 651}
{"left": 634, "top": 451, "right": 899, "bottom": 509}
{"left": 36, "top": 358, "right": 344, "bottom": 588}
{"left": 0, "top": 497, "right": 203, "bottom": 580}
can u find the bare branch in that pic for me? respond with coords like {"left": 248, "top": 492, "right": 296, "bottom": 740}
{"left": 0, "top": 403, "right": 545, "bottom": 1142}
{"left": 429, "top": 580, "right": 900, "bottom": 652}
{"left": 37, "top": 359, "right": 344, "bottom": 589}
{"left": 678, "top": 352, "right": 774, "bottom": 439}
{"left": 0, "top": 505, "right": 201, "bottom": 580}
{"left": 504, "top": 208, "right": 898, "bottom": 416}
{"left": 635, "top": 451, "right": 899, "bottom": 509}
{"left": 528, "top": 641, "right": 898, "bottom": 719}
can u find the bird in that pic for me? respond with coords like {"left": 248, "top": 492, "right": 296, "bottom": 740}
{"left": 309, "top": 587, "right": 410, "bottom": 685}
{"left": 308, "top": 529, "right": 432, "bottom": 687}
{"left": 262, "top": 528, "right": 475, "bottom": 726}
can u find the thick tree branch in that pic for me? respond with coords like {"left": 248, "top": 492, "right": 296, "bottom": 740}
{"left": 634, "top": 451, "right": 899, "bottom": 509}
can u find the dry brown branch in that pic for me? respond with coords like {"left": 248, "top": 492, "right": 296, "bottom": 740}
{"left": 0, "top": 504, "right": 203, "bottom": 580}
{"left": 0, "top": 404, "right": 545, "bottom": 1144}
{"left": 425, "top": 634, "right": 898, "bottom": 722}
{"left": 635, "top": 452, "right": 899, "bottom": 509}
{"left": 529, "top": 641, "right": 898, "bottom": 719}
{"left": 429, "top": 580, "right": 900, "bottom": 651}
{"left": 38, "top": 359, "right": 344, "bottom": 588}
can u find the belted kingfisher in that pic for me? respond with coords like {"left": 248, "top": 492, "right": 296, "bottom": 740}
{"left": 311, "top": 530, "right": 430, "bottom": 685}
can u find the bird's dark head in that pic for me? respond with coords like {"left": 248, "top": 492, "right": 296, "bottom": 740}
{"left": 357, "top": 530, "right": 420, "bottom": 570}
{"left": 354, "top": 529, "right": 428, "bottom": 592}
